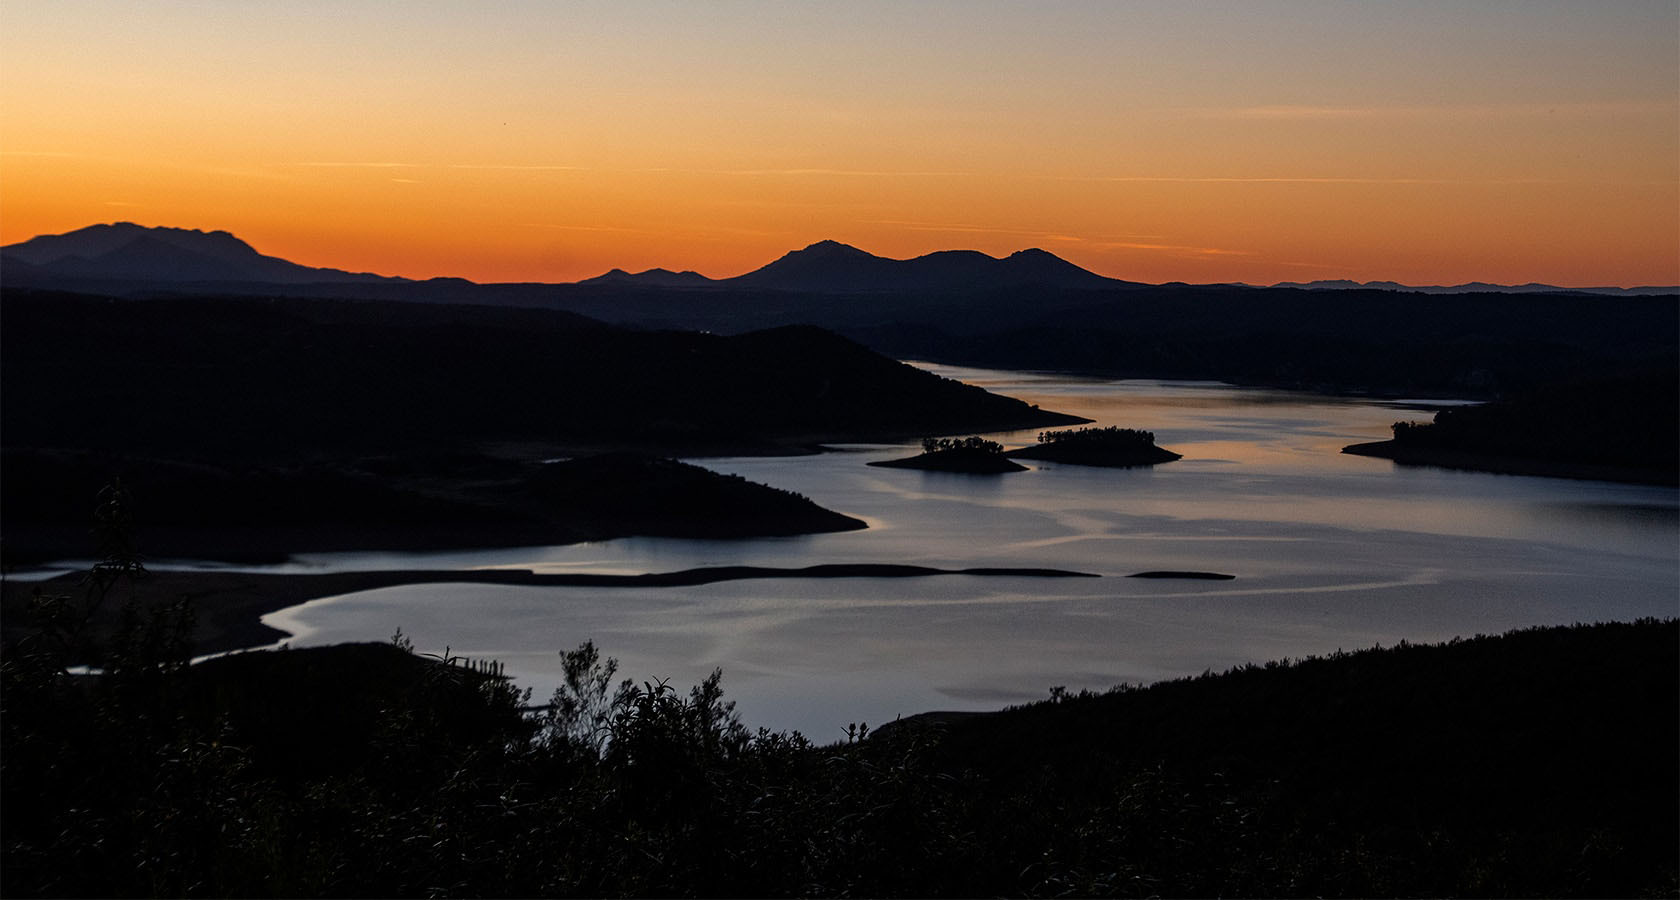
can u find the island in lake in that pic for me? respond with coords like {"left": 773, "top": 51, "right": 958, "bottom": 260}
{"left": 868, "top": 436, "right": 1028, "bottom": 473}
{"left": 1007, "top": 426, "right": 1183, "bottom": 467}
{"left": 870, "top": 427, "right": 1184, "bottom": 473}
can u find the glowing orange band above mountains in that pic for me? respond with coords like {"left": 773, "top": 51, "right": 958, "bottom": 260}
{"left": 2, "top": 2, "right": 1675, "bottom": 287}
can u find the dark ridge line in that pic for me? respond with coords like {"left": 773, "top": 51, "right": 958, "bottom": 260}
{"left": 1127, "top": 571, "right": 1236, "bottom": 580}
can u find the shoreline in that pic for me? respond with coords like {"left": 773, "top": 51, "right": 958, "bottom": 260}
{"left": 1342, "top": 440, "right": 1679, "bottom": 487}
{"left": 2, "top": 564, "right": 1100, "bottom": 661}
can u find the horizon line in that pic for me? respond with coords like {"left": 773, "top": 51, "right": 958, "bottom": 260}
{"left": 3, "top": 220, "right": 1676, "bottom": 292}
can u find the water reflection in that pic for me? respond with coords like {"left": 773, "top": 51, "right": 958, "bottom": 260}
{"left": 245, "top": 368, "right": 1675, "bottom": 737}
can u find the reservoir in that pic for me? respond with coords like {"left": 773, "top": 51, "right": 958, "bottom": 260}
{"left": 248, "top": 366, "right": 1677, "bottom": 739}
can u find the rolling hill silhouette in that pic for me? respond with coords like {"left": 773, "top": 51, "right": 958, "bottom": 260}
{"left": 577, "top": 267, "right": 715, "bottom": 288}
{"left": 722, "top": 239, "right": 1130, "bottom": 292}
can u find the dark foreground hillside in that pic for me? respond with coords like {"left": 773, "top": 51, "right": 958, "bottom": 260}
{"left": 4, "top": 577, "right": 1672, "bottom": 899}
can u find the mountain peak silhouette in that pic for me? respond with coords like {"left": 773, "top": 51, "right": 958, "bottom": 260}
{"left": 1, "top": 222, "right": 403, "bottom": 285}
{"left": 796, "top": 239, "right": 873, "bottom": 257}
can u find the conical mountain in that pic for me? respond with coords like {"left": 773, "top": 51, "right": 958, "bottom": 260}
{"left": 727, "top": 240, "right": 903, "bottom": 292}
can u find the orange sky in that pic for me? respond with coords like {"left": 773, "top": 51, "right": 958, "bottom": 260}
{"left": 3, "top": 2, "right": 1676, "bottom": 286}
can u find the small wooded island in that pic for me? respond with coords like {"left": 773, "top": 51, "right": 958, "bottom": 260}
{"left": 870, "top": 427, "right": 1182, "bottom": 473}
{"left": 869, "top": 436, "right": 1027, "bottom": 473}
{"left": 1008, "top": 426, "right": 1183, "bottom": 467}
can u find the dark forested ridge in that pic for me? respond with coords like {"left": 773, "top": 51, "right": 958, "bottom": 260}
{"left": 3, "top": 604, "right": 1672, "bottom": 897}
{"left": 0, "top": 450, "right": 866, "bottom": 564}
{"left": 0, "top": 288, "right": 1079, "bottom": 562}
{"left": 0, "top": 290, "right": 1078, "bottom": 460}
{"left": 526, "top": 281, "right": 1679, "bottom": 398}
{"left": 190, "top": 277, "right": 1673, "bottom": 400}
{"left": 838, "top": 285, "right": 1679, "bottom": 398}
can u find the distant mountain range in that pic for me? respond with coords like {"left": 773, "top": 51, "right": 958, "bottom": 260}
{"left": 9, "top": 223, "right": 1670, "bottom": 296}
{"left": 1263, "top": 279, "right": 1676, "bottom": 297}
{"left": 577, "top": 267, "right": 714, "bottom": 288}
{"left": 4, "top": 223, "right": 1674, "bottom": 401}
{"left": 579, "top": 240, "right": 1135, "bottom": 292}
{"left": 715, "top": 239, "right": 1134, "bottom": 293}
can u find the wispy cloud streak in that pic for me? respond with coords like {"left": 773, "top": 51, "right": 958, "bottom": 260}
{"left": 291, "top": 161, "right": 424, "bottom": 168}
{"left": 1202, "top": 100, "right": 1675, "bottom": 120}
{"left": 1051, "top": 174, "right": 1562, "bottom": 185}
{"left": 520, "top": 222, "right": 657, "bottom": 234}
{"left": 450, "top": 164, "right": 584, "bottom": 171}
{"left": 279, "top": 160, "right": 1666, "bottom": 189}
{"left": 1091, "top": 240, "right": 1255, "bottom": 257}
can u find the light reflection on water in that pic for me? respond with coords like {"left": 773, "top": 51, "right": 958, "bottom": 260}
{"left": 246, "top": 368, "right": 1676, "bottom": 739}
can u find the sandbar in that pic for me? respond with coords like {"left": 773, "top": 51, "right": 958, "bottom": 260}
{"left": 3, "top": 564, "right": 1099, "bottom": 661}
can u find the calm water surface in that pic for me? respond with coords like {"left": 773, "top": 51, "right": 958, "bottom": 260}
{"left": 248, "top": 367, "right": 1676, "bottom": 739}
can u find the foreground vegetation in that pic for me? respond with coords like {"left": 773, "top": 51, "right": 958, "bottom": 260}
{"left": 4, "top": 554, "right": 1672, "bottom": 897}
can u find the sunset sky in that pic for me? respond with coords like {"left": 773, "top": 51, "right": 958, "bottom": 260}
{"left": 2, "top": 1, "right": 1676, "bottom": 286}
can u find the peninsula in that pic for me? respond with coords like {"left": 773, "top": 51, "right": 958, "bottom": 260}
{"left": 1342, "top": 370, "right": 1678, "bottom": 486}
{"left": 1, "top": 451, "right": 867, "bottom": 566}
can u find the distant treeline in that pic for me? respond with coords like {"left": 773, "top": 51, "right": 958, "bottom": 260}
{"left": 5, "top": 560, "right": 1672, "bottom": 897}
{"left": 921, "top": 435, "right": 1005, "bottom": 455}
{"left": 1010, "top": 426, "right": 1181, "bottom": 468}
{"left": 530, "top": 281, "right": 1678, "bottom": 398}
{"left": 1036, "top": 426, "right": 1157, "bottom": 447}
{"left": 859, "top": 284, "right": 1678, "bottom": 398}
